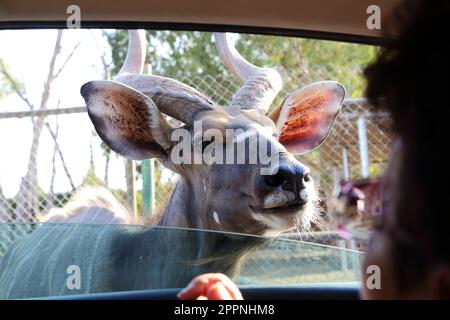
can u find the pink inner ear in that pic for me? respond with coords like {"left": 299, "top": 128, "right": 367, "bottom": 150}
{"left": 279, "top": 92, "right": 333, "bottom": 149}
{"left": 276, "top": 82, "right": 344, "bottom": 155}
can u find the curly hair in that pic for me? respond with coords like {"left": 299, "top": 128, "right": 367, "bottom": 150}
{"left": 364, "top": 0, "right": 450, "bottom": 292}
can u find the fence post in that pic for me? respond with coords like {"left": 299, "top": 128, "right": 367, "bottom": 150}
{"left": 125, "top": 159, "right": 137, "bottom": 216}
{"left": 332, "top": 165, "right": 340, "bottom": 196}
{"left": 142, "top": 159, "right": 155, "bottom": 218}
{"left": 357, "top": 116, "right": 370, "bottom": 178}
{"left": 342, "top": 147, "right": 350, "bottom": 181}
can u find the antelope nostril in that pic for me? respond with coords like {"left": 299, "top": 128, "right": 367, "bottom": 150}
{"left": 263, "top": 171, "right": 287, "bottom": 188}
{"left": 263, "top": 165, "right": 310, "bottom": 193}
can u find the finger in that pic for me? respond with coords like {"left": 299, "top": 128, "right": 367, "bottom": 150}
{"left": 178, "top": 274, "right": 221, "bottom": 299}
{"left": 178, "top": 273, "right": 243, "bottom": 300}
{"left": 178, "top": 277, "right": 209, "bottom": 299}
{"left": 206, "top": 282, "right": 233, "bottom": 300}
{"left": 210, "top": 274, "right": 244, "bottom": 300}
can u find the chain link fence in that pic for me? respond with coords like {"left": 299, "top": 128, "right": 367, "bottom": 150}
{"left": 0, "top": 73, "right": 392, "bottom": 267}
{"left": 238, "top": 238, "right": 362, "bottom": 285}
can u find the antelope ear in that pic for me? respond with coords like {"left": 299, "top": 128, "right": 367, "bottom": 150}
{"left": 269, "top": 81, "right": 345, "bottom": 155}
{"left": 81, "top": 80, "right": 173, "bottom": 160}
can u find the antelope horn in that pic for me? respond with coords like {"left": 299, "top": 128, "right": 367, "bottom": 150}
{"left": 118, "top": 30, "right": 147, "bottom": 75}
{"left": 213, "top": 32, "right": 282, "bottom": 114}
{"left": 114, "top": 30, "right": 216, "bottom": 125}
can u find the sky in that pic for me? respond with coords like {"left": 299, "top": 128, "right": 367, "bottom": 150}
{"left": 0, "top": 30, "right": 240, "bottom": 199}
{"left": 0, "top": 29, "right": 136, "bottom": 198}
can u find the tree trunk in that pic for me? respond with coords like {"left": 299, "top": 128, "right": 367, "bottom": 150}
{"left": 14, "top": 112, "right": 47, "bottom": 220}
{"left": 14, "top": 30, "right": 63, "bottom": 221}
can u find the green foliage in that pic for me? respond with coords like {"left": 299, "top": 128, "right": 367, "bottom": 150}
{"left": 105, "top": 30, "right": 378, "bottom": 98}
{"left": 235, "top": 34, "right": 378, "bottom": 98}
{"left": 0, "top": 58, "right": 24, "bottom": 100}
{"left": 369, "top": 162, "right": 386, "bottom": 177}
{"left": 106, "top": 31, "right": 227, "bottom": 78}
{"left": 80, "top": 160, "right": 103, "bottom": 187}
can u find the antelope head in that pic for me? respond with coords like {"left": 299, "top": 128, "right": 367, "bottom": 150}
{"left": 80, "top": 30, "right": 345, "bottom": 236}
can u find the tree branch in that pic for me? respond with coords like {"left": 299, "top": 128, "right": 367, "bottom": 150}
{"left": 54, "top": 41, "right": 82, "bottom": 79}
{"left": 92, "top": 30, "right": 112, "bottom": 80}
{"left": 45, "top": 121, "right": 76, "bottom": 190}
{"left": 0, "top": 59, "right": 34, "bottom": 111}
{"left": 14, "top": 30, "right": 65, "bottom": 218}
{"left": 38, "top": 30, "right": 63, "bottom": 112}
{"left": 49, "top": 106, "right": 60, "bottom": 193}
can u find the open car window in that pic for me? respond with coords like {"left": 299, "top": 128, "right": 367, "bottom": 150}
{"left": 0, "top": 29, "right": 389, "bottom": 299}
{"left": 0, "top": 223, "right": 361, "bottom": 299}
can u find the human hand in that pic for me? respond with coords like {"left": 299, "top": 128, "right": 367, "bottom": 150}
{"left": 177, "top": 273, "right": 243, "bottom": 300}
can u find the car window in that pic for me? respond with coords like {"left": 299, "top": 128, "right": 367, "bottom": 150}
{"left": 0, "top": 223, "right": 361, "bottom": 299}
{"left": 0, "top": 29, "right": 389, "bottom": 299}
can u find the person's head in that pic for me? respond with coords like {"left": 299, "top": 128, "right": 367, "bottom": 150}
{"left": 361, "top": 0, "right": 450, "bottom": 299}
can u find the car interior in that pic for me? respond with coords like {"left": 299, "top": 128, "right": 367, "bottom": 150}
{"left": 0, "top": 0, "right": 402, "bottom": 300}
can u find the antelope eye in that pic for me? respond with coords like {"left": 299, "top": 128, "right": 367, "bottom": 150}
{"left": 201, "top": 137, "right": 218, "bottom": 151}
{"left": 202, "top": 140, "right": 212, "bottom": 151}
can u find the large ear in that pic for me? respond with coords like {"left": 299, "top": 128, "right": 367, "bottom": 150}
{"left": 269, "top": 81, "right": 345, "bottom": 155}
{"left": 81, "top": 80, "right": 173, "bottom": 161}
